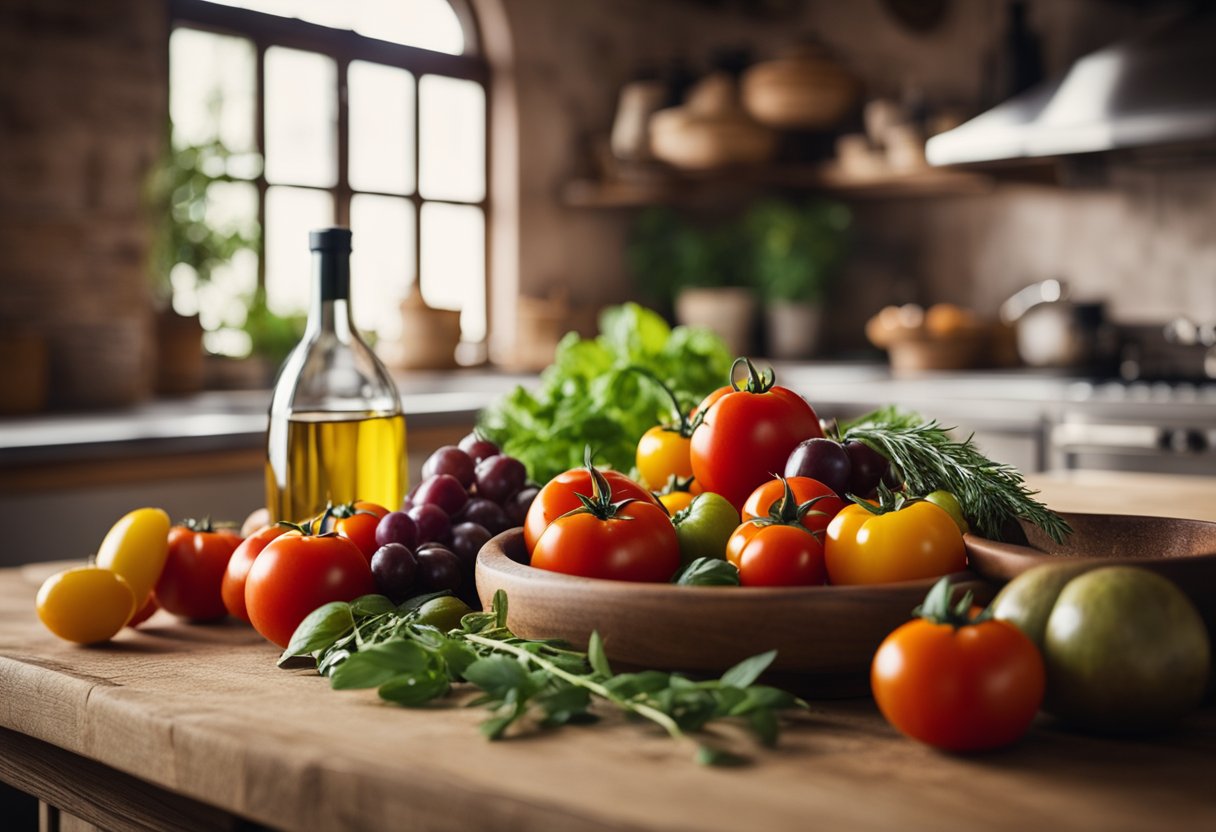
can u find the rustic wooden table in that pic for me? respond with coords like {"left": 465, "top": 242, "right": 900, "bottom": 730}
{"left": 1, "top": 472, "right": 1214, "bottom": 832}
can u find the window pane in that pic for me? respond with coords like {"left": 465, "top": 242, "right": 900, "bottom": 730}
{"left": 350, "top": 194, "right": 414, "bottom": 339}
{"left": 421, "top": 203, "right": 485, "bottom": 342}
{"left": 169, "top": 28, "right": 256, "bottom": 152}
{"left": 265, "top": 186, "right": 333, "bottom": 316}
{"left": 419, "top": 76, "right": 485, "bottom": 202}
{"left": 349, "top": 62, "right": 414, "bottom": 195}
{"left": 200, "top": 0, "right": 465, "bottom": 55}
{"left": 265, "top": 47, "right": 337, "bottom": 187}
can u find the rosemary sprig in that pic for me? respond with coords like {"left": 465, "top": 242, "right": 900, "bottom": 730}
{"left": 842, "top": 408, "right": 1071, "bottom": 543}
{"left": 279, "top": 589, "right": 803, "bottom": 765}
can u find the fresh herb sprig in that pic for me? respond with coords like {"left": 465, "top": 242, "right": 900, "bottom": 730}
{"left": 841, "top": 407, "right": 1071, "bottom": 543}
{"left": 280, "top": 590, "right": 804, "bottom": 765}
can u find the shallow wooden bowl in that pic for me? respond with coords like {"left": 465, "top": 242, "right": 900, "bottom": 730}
{"left": 476, "top": 529, "right": 988, "bottom": 691}
{"left": 964, "top": 512, "right": 1216, "bottom": 628}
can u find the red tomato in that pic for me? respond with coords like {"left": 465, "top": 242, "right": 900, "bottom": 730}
{"left": 736, "top": 524, "right": 826, "bottom": 587}
{"left": 690, "top": 362, "right": 822, "bottom": 512}
{"left": 221, "top": 524, "right": 289, "bottom": 623}
{"left": 523, "top": 468, "right": 658, "bottom": 554}
{"left": 154, "top": 521, "right": 242, "bottom": 620}
{"left": 531, "top": 500, "right": 680, "bottom": 582}
{"left": 245, "top": 531, "right": 375, "bottom": 648}
{"left": 741, "top": 476, "right": 845, "bottom": 536}
{"left": 872, "top": 595, "right": 1045, "bottom": 752}
{"left": 325, "top": 500, "right": 389, "bottom": 562}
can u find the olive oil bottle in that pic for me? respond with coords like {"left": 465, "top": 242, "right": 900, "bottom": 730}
{"left": 265, "top": 228, "right": 407, "bottom": 522}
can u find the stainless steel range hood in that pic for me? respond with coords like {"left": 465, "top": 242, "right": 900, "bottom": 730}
{"left": 926, "top": 12, "right": 1216, "bottom": 166}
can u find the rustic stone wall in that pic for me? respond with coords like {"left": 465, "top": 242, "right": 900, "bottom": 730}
{"left": 0, "top": 0, "right": 166, "bottom": 407}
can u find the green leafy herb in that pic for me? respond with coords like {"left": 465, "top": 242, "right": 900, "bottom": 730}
{"left": 280, "top": 589, "right": 804, "bottom": 765}
{"left": 478, "top": 303, "right": 732, "bottom": 483}
{"left": 672, "top": 558, "right": 741, "bottom": 586}
{"left": 841, "top": 407, "right": 1070, "bottom": 543}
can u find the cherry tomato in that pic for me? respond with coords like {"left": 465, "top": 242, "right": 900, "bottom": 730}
{"left": 524, "top": 466, "right": 658, "bottom": 554}
{"left": 872, "top": 579, "right": 1045, "bottom": 752}
{"left": 94, "top": 507, "right": 170, "bottom": 603}
{"left": 245, "top": 530, "right": 375, "bottom": 648}
{"left": 36, "top": 566, "right": 136, "bottom": 644}
{"left": 155, "top": 520, "right": 242, "bottom": 620}
{"left": 530, "top": 463, "right": 679, "bottom": 583}
{"left": 221, "top": 524, "right": 289, "bottom": 623}
{"left": 636, "top": 426, "right": 693, "bottom": 492}
{"left": 658, "top": 490, "right": 695, "bottom": 515}
{"left": 742, "top": 476, "right": 845, "bottom": 536}
{"left": 690, "top": 360, "right": 822, "bottom": 512}
{"left": 736, "top": 524, "right": 826, "bottom": 587}
{"left": 825, "top": 499, "right": 966, "bottom": 585}
{"left": 725, "top": 521, "right": 761, "bottom": 567}
{"left": 325, "top": 500, "right": 389, "bottom": 562}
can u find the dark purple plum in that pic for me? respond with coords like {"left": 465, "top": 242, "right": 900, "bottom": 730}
{"left": 421, "top": 445, "right": 477, "bottom": 488}
{"left": 785, "top": 438, "right": 852, "bottom": 497}
{"left": 375, "top": 510, "right": 418, "bottom": 550}
{"left": 413, "top": 473, "right": 469, "bottom": 516}
{"left": 370, "top": 543, "right": 418, "bottom": 603}
{"left": 456, "top": 497, "right": 511, "bottom": 536}
{"left": 503, "top": 486, "right": 539, "bottom": 528}
{"left": 459, "top": 431, "right": 501, "bottom": 464}
{"left": 475, "top": 454, "right": 527, "bottom": 504}
{"left": 407, "top": 502, "right": 452, "bottom": 545}
{"left": 450, "top": 522, "right": 492, "bottom": 573}
{"left": 415, "top": 546, "right": 462, "bottom": 593}
{"left": 844, "top": 440, "right": 890, "bottom": 499}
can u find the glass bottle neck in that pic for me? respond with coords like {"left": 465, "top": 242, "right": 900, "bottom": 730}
{"left": 306, "top": 249, "right": 356, "bottom": 340}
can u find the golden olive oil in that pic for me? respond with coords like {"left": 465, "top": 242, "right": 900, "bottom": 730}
{"left": 265, "top": 411, "right": 407, "bottom": 523}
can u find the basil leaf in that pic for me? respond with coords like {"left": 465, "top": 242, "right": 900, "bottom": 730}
{"left": 330, "top": 641, "right": 430, "bottom": 690}
{"left": 587, "top": 631, "right": 612, "bottom": 677}
{"left": 350, "top": 594, "right": 396, "bottom": 618}
{"left": 378, "top": 671, "right": 449, "bottom": 707}
{"left": 719, "top": 649, "right": 777, "bottom": 689}
{"left": 278, "top": 602, "right": 354, "bottom": 665}
{"left": 673, "top": 558, "right": 740, "bottom": 587}
{"left": 462, "top": 656, "right": 529, "bottom": 698}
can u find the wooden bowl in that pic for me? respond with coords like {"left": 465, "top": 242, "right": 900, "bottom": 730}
{"left": 476, "top": 529, "right": 989, "bottom": 692}
{"left": 964, "top": 512, "right": 1216, "bottom": 629}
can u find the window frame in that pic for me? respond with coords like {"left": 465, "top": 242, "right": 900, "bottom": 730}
{"left": 168, "top": 0, "right": 490, "bottom": 344}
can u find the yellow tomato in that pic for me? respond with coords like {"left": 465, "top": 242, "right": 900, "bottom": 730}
{"left": 635, "top": 426, "right": 693, "bottom": 492}
{"left": 36, "top": 567, "right": 136, "bottom": 644}
{"left": 658, "top": 491, "right": 695, "bottom": 514}
{"left": 824, "top": 501, "right": 966, "bottom": 585}
{"left": 95, "top": 507, "right": 171, "bottom": 602}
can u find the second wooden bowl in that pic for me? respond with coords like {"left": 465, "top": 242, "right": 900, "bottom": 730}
{"left": 476, "top": 529, "right": 989, "bottom": 691}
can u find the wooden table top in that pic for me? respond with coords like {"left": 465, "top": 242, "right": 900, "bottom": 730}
{"left": 1, "top": 471, "right": 1215, "bottom": 832}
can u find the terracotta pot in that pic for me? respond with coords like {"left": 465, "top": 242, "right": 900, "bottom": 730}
{"left": 155, "top": 310, "right": 205, "bottom": 395}
{"left": 674, "top": 287, "right": 757, "bottom": 357}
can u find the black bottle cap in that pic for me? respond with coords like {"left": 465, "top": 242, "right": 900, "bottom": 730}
{"left": 309, "top": 227, "right": 353, "bottom": 253}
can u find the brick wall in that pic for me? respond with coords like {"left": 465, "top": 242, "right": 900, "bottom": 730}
{"left": 0, "top": 0, "right": 166, "bottom": 407}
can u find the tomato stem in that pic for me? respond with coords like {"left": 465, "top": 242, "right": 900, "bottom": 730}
{"left": 729, "top": 357, "right": 776, "bottom": 395}
{"left": 913, "top": 577, "right": 990, "bottom": 629}
{"left": 628, "top": 366, "right": 696, "bottom": 438}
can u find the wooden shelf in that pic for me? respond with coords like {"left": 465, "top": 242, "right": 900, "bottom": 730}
{"left": 561, "top": 164, "right": 993, "bottom": 208}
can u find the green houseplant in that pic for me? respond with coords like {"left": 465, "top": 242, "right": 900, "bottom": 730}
{"left": 744, "top": 198, "right": 851, "bottom": 359}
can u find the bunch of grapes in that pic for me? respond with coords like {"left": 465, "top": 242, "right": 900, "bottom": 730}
{"left": 369, "top": 432, "right": 537, "bottom": 609}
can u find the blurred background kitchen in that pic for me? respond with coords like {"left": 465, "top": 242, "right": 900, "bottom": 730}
{"left": 2, "top": 0, "right": 1215, "bottom": 563}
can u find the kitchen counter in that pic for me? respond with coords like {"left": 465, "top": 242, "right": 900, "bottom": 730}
{"left": 1, "top": 471, "right": 1214, "bottom": 832}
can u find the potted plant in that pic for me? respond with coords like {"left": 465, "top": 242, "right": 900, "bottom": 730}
{"left": 744, "top": 198, "right": 851, "bottom": 359}
{"left": 627, "top": 207, "right": 757, "bottom": 356}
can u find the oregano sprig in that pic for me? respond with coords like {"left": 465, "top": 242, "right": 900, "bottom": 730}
{"left": 279, "top": 589, "right": 804, "bottom": 765}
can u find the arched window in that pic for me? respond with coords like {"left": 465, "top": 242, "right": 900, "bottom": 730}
{"left": 167, "top": 0, "right": 487, "bottom": 362}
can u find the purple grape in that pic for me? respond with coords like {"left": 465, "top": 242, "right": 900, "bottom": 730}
{"left": 407, "top": 502, "right": 452, "bottom": 545}
{"left": 370, "top": 543, "right": 418, "bottom": 604}
{"left": 415, "top": 546, "right": 462, "bottom": 593}
{"left": 457, "top": 498, "right": 511, "bottom": 536}
{"left": 402, "top": 480, "right": 420, "bottom": 512}
{"left": 414, "top": 473, "right": 469, "bottom": 516}
{"left": 450, "top": 522, "right": 492, "bottom": 572}
{"left": 415, "top": 541, "right": 449, "bottom": 554}
{"left": 503, "top": 486, "right": 538, "bottom": 528}
{"left": 459, "top": 431, "right": 501, "bottom": 463}
{"left": 785, "top": 438, "right": 852, "bottom": 497}
{"left": 844, "top": 440, "right": 890, "bottom": 498}
{"left": 375, "top": 510, "right": 418, "bottom": 549}
{"left": 422, "top": 445, "right": 477, "bottom": 488}
{"left": 475, "top": 454, "right": 527, "bottom": 504}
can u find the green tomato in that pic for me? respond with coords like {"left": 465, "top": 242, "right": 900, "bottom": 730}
{"left": 672, "top": 493, "right": 740, "bottom": 566}
{"left": 923, "top": 490, "right": 970, "bottom": 534}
